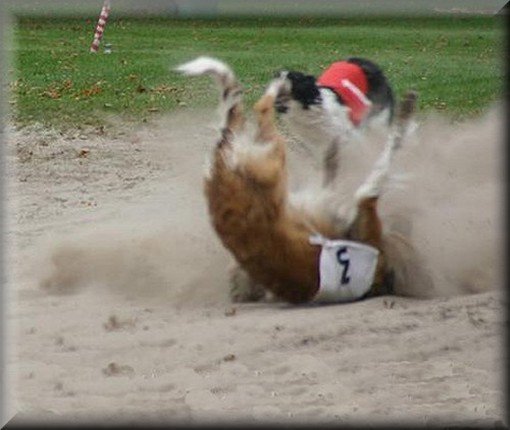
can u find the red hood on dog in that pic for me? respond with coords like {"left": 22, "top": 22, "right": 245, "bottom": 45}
{"left": 317, "top": 61, "right": 372, "bottom": 126}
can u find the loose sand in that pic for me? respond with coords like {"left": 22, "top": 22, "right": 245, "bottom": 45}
{"left": 4, "top": 104, "right": 505, "bottom": 426}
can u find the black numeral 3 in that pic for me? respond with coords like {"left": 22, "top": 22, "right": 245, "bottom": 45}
{"left": 336, "top": 247, "right": 351, "bottom": 285}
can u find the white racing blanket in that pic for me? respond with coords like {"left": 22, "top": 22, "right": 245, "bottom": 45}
{"left": 309, "top": 234, "right": 380, "bottom": 303}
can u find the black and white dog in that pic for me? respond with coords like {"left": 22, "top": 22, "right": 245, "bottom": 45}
{"left": 273, "top": 57, "right": 395, "bottom": 181}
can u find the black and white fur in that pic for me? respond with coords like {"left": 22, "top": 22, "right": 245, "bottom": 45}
{"left": 273, "top": 57, "right": 395, "bottom": 168}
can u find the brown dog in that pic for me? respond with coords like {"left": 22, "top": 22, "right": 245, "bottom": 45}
{"left": 177, "top": 57, "right": 419, "bottom": 304}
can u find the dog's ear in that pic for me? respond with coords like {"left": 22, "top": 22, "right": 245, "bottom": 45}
{"left": 286, "top": 72, "right": 320, "bottom": 109}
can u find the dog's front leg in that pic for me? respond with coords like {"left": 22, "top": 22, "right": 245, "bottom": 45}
{"left": 237, "top": 84, "right": 288, "bottom": 192}
{"left": 253, "top": 95, "right": 279, "bottom": 143}
{"left": 347, "top": 91, "right": 418, "bottom": 295}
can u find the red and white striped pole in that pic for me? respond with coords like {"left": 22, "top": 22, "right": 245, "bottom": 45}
{"left": 90, "top": 0, "right": 111, "bottom": 53}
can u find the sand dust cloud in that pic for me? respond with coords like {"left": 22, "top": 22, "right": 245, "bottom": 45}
{"left": 26, "top": 104, "right": 503, "bottom": 305}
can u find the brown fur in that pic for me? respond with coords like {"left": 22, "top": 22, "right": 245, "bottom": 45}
{"left": 203, "top": 86, "right": 412, "bottom": 303}
{"left": 175, "top": 57, "right": 419, "bottom": 304}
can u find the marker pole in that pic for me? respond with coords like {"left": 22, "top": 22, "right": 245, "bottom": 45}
{"left": 90, "top": 0, "right": 111, "bottom": 53}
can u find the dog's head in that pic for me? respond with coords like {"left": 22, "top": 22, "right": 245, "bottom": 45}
{"left": 273, "top": 71, "right": 321, "bottom": 114}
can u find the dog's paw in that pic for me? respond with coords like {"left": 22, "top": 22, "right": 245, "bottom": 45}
{"left": 228, "top": 265, "right": 267, "bottom": 303}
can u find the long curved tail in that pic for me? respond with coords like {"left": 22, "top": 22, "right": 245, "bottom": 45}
{"left": 175, "top": 56, "right": 245, "bottom": 134}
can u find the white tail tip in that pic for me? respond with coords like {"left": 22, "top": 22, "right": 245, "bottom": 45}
{"left": 175, "top": 56, "right": 234, "bottom": 81}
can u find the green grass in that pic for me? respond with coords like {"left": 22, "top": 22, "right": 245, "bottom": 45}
{"left": 10, "top": 15, "right": 503, "bottom": 132}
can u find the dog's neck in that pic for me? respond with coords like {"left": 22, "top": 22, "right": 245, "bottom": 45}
{"left": 281, "top": 90, "right": 355, "bottom": 161}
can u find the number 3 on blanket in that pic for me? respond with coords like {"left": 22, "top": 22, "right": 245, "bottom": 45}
{"left": 310, "top": 238, "right": 380, "bottom": 303}
{"left": 336, "top": 247, "right": 351, "bottom": 285}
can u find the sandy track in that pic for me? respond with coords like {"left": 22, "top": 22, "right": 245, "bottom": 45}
{"left": 4, "top": 106, "right": 505, "bottom": 426}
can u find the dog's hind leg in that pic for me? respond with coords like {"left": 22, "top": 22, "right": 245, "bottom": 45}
{"left": 221, "top": 84, "right": 245, "bottom": 136}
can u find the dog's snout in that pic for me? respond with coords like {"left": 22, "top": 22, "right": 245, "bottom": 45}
{"left": 273, "top": 70, "right": 288, "bottom": 79}
{"left": 275, "top": 95, "right": 290, "bottom": 114}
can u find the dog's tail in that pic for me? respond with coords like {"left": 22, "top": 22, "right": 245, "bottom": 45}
{"left": 175, "top": 56, "right": 245, "bottom": 134}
